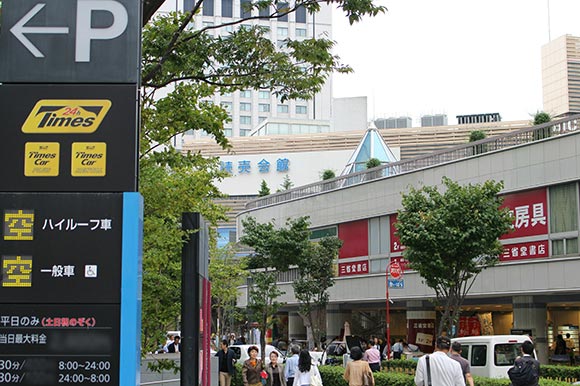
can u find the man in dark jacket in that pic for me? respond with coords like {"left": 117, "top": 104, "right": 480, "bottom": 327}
{"left": 216, "top": 339, "right": 236, "bottom": 386}
{"left": 166, "top": 336, "right": 181, "bottom": 353}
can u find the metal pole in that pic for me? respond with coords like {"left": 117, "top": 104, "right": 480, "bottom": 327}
{"left": 385, "top": 263, "right": 390, "bottom": 360}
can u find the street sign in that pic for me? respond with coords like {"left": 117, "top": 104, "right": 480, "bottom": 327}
{"left": 0, "top": 0, "right": 141, "bottom": 83}
{"left": 388, "top": 279, "right": 404, "bottom": 289}
{"left": 0, "top": 84, "right": 138, "bottom": 192}
{"left": 389, "top": 261, "right": 403, "bottom": 280}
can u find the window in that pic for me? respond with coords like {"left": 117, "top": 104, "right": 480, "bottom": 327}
{"left": 549, "top": 183, "right": 579, "bottom": 256}
{"left": 277, "top": 104, "right": 289, "bottom": 113}
{"left": 295, "top": 5, "right": 306, "bottom": 23}
{"left": 240, "top": 129, "right": 251, "bottom": 136}
{"left": 240, "top": 102, "right": 251, "bottom": 111}
{"left": 202, "top": 21, "right": 214, "bottom": 28}
{"left": 221, "top": 102, "right": 232, "bottom": 113}
{"left": 240, "top": 115, "right": 252, "bottom": 125}
{"left": 310, "top": 227, "right": 337, "bottom": 240}
{"left": 258, "top": 103, "right": 270, "bottom": 112}
{"left": 221, "top": 0, "right": 233, "bottom": 17}
{"left": 240, "top": 0, "right": 251, "bottom": 18}
{"left": 224, "top": 128, "right": 233, "bottom": 137}
{"left": 494, "top": 344, "right": 523, "bottom": 366}
{"left": 296, "top": 28, "right": 307, "bottom": 37}
{"left": 276, "top": 2, "right": 288, "bottom": 21}
{"left": 296, "top": 105, "right": 307, "bottom": 114}
{"left": 471, "top": 345, "right": 487, "bottom": 367}
{"left": 369, "top": 216, "right": 388, "bottom": 255}
{"left": 277, "top": 40, "right": 286, "bottom": 49}
{"left": 259, "top": 90, "right": 270, "bottom": 99}
{"left": 224, "top": 25, "right": 233, "bottom": 33}
{"left": 239, "top": 90, "right": 252, "bottom": 98}
{"left": 202, "top": 0, "right": 214, "bottom": 16}
{"left": 259, "top": 5, "right": 269, "bottom": 17}
{"left": 258, "top": 116, "right": 267, "bottom": 123}
{"left": 277, "top": 27, "right": 288, "bottom": 37}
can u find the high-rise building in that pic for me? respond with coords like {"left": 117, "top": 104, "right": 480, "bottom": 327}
{"left": 171, "top": 0, "right": 333, "bottom": 138}
{"left": 542, "top": 35, "right": 580, "bottom": 118}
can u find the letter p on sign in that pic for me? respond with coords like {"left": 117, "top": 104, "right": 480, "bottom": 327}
{"left": 76, "top": 0, "right": 128, "bottom": 62}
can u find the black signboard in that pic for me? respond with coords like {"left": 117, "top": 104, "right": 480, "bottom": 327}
{"left": 0, "top": 193, "right": 125, "bottom": 386}
{"left": 0, "top": 193, "right": 123, "bottom": 303}
{"left": 0, "top": 0, "right": 141, "bottom": 83}
{"left": 0, "top": 85, "right": 138, "bottom": 192}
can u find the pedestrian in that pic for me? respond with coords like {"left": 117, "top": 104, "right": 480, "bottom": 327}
{"left": 242, "top": 346, "right": 264, "bottom": 386}
{"left": 344, "top": 346, "right": 375, "bottom": 386}
{"left": 554, "top": 334, "right": 567, "bottom": 355}
{"left": 449, "top": 342, "right": 474, "bottom": 386}
{"left": 266, "top": 351, "right": 286, "bottom": 386}
{"left": 166, "top": 336, "right": 181, "bottom": 353}
{"left": 216, "top": 339, "right": 236, "bottom": 386}
{"left": 284, "top": 345, "right": 300, "bottom": 386}
{"left": 363, "top": 341, "right": 381, "bottom": 372}
{"left": 390, "top": 339, "right": 404, "bottom": 360}
{"left": 508, "top": 341, "right": 540, "bottom": 386}
{"left": 565, "top": 333, "right": 576, "bottom": 364}
{"left": 414, "top": 336, "right": 465, "bottom": 386}
{"left": 293, "top": 350, "right": 322, "bottom": 386}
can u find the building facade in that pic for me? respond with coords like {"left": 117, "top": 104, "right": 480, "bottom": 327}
{"left": 542, "top": 35, "right": 580, "bottom": 118}
{"left": 236, "top": 116, "right": 580, "bottom": 363}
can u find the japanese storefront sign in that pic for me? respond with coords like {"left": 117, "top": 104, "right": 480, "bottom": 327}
{"left": 500, "top": 188, "right": 548, "bottom": 239}
{"left": 220, "top": 158, "right": 290, "bottom": 175}
{"left": 407, "top": 319, "right": 436, "bottom": 352}
{"left": 458, "top": 316, "right": 481, "bottom": 337}
{"left": 389, "top": 214, "right": 405, "bottom": 254}
{"left": 338, "top": 260, "right": 369, "bottom": 277}
{"left": 0, "top": 85, "right": 138, "bottom": 192}
{"left": 501, "top": 240, "right": 549, "bottom": 262}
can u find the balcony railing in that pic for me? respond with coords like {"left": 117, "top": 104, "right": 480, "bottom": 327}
{"left": 245, "top": 115, "right": 580, "bottom": 210}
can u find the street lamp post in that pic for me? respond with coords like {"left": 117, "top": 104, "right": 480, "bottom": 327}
{"left": 385, "top": 263, "right": 390, "bottom": 360}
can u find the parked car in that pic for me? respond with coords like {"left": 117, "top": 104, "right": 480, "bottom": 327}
{"left": 451, "top": 335, "right": 536, "bottom": 379}
{"left": 229, "top": 344, "right": 284, "bottom": 364}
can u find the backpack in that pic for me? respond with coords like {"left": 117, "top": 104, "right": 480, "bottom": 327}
{"left": 508, "top": 357, "right": 539, "bottom": 386}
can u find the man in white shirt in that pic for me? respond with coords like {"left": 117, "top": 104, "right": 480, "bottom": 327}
{"left": 414, "top": 336, "right": 465, "bottom": 386}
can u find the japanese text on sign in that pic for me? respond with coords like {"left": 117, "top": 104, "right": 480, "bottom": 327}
{"left": 339, "top": 261, "right": 368, "bottom": 276}
{"left": 501, "top": 188, "right": 548, "bottom": 239}
{"left": 220, "top": 158, "right": 290, "bottom": 175}
{"left": 3, "top": 210, "right": 34, "bottom": 240}
{"left": 501, "top": 240, "right": 549, "bottom": 261}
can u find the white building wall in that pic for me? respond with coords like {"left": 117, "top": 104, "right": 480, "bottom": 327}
{"left": 332, "top": 96, "right": 368, "bottom": 132}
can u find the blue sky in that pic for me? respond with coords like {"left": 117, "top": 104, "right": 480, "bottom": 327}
{"left": 332, "top": 0, "right": 580, "bottom": 124}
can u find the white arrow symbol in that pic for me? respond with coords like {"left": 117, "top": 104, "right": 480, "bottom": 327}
{"left": 10, "top": 3, "right": 70, "bottom": 58}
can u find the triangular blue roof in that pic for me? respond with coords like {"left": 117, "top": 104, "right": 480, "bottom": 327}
{"left": 341, "top": 128, "right": 399, "bottom": 175}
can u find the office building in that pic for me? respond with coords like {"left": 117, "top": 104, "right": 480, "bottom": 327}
{"left": 542, "top": 34, "right": 580, "bottom": 118}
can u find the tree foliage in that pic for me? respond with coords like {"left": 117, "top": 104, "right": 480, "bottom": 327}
{"left": 395, "top": 177, "right": 513, "bottom": 335}
{"left": 209, "top": 245, "right": 248, "bottom": 340}
{"left": 366, "top": 157, "right": 382, "bottom": 169}
{"left": 258, "top": 180, "right": 271, "bottom": 197}
{"left": 294, "top": 237, "right": 342, "bottom": 349}
{"left": 321, "top": 169, "right": 336, "bottom": 180}
{"left": 468, "top": 130, "right": 486, "bottom": 142}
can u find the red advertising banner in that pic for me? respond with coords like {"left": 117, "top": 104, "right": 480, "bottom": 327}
{"left": 338, "top": 260, "right": 369, "bottom": 276}
{"left": 407, "top": 319, "right": 436, "bottom": 353}
{"left": 500, "top": 188, "right": 548, "bottom": 239}
{"left": 389, "top": 214, "right": 406, "bottom": 253}
{"left": 501, "top": 240, "right": 549, "bottom": 261}
{"left": 458, "top": 316, "right": 481, "bottom": 337}
{"left": 391, "top": 256, "right": 410, "bottom": 271}
{"left": 338, "top": 220, "right": 369, "bottom": 259}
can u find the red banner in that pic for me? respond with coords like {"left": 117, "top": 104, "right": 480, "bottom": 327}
{"left": 338, "top": 260, "right": 369, "bottom": 276}
{"left": 501, "top": 240, "right": 549, "bottom": 261}
{"left": 500, "top": 188, "right": 548, "bottom": 239}
{"left": 391, "top": 256, "right": 410, "bottom": 271}
{"left": 389, "top": 214, "right": 406, "bottom": 253}
{"left": 458, "top": 316, "right": 481, "bottom": 337}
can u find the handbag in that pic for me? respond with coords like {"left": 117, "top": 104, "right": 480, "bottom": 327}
{"left": 309, "top": 367, "right": 322, "bottom": 386}
{"left": 425, "top": 355, "right": 432, "bottom": 386}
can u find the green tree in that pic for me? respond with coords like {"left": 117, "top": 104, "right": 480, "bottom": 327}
{"left": 209, "top": 244, "right": 248, "bottom": 340}
{"left": 247, "top": 270, "right": 285, "bottom": 363}
{"left": 469, "top": 130, "right": 487, "bottom": 155}
{"left": 366, "top": 157, "right": 382, "bottom": 169}
{"left": 321, "top": 169, "right": 336, "bottom": 180}
{"left": 395, "top": 177, "right": 513, "bottom": 336}
{"left": 533, "top": 111, "right": 553, "bottom": 140}
{"left": 278, "top": 175, "right": 294, "bottom": 191}
{"left": 258, "top": 179, "right": 271, "bottom": 197}
{"left": 294, "top": 237, "right": 342, "bottom": 349}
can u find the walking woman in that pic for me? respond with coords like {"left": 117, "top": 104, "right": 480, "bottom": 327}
{"left": 293, "top": 350, "right": 322, "bottom": 386}
{"left": 242, "top": 346, "right": 264, "bottom": 386}
{"left": 266, "top": 351, "right": 286, "bottom": 386}
{"left": 344, "top": 347, "right": 375, "bottom": 386}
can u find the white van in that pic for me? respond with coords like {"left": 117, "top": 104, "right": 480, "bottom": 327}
{"left": 451, "top": 335, "right": 536, "bottom": 379}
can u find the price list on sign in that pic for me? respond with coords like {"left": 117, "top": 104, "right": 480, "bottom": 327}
{"left": 0, "top": 304, "right": 119, "bottom": 385}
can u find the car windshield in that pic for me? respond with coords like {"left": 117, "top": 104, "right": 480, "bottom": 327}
{"left": 494, "top": 343, "right": 523, "bottom": 366}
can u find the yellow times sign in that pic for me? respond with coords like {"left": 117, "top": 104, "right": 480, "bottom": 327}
{"left": 21, "top": 100, "right": 111, "bottom": 134}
